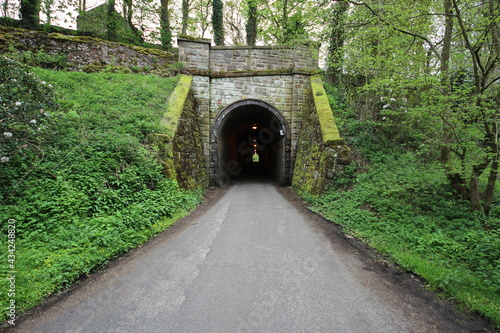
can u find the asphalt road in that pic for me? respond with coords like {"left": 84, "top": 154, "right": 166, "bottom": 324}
{"left": 8, "top": 182, "right": 490, "bottom": 332}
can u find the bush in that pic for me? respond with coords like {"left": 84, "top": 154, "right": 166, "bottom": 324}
{"left": 0, "top": 57, "right": 56, "bottom": 176}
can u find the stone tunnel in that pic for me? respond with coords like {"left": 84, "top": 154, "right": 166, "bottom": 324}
{"left": 164, "top": 37, "right": 350, "bottom": 194}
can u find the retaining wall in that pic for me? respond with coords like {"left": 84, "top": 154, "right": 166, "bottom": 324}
{"left": 0, "top": 25, "right": 176, "bottom": 72}
{"left": 292, "top": 75, "right": 350, "bottom": 194}
{"left": 153, "top": 75, "right": 208, "bottom": 190}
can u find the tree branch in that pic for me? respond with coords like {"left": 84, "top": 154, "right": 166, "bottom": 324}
{"left": 348, "top": 0, "right": 442, "bottom": 61}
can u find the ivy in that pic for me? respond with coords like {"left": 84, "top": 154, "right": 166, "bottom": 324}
{"left": 212, "top": 0, "right": 224, "bottom": 46}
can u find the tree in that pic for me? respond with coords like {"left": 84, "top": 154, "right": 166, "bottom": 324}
{"left": 192, "top": 0, "right": 212, "bottom": 38}
{"left": 122, "top": 0, "right": 143, "bottom": 43}
{"left": 340, "top": 0, "right": 499, "bottom": 212}
{"left": 450, "top": 0, "right": 500, "bottom": 211}
{"left": 39, "top": 0, "right": 74, "bottom": 28}
{"left": 246, "top": 0, "right": 258, "bottom": 45}
{"left": 181, "top": 0, "right": 189, "bottom": 35}
{"left": 259, "top": 0, "right": 319, "bottom": 45}
{"left": 159, "top": 0, "right": 173, "bottom": 50}
{"left": 212, "top": 0, "right": 224, "bottom": 45}
{"left": 40, "top": 0, "right": 55, "bottom": 25}
{"left": 326, "top": 0, "right": 349, "bottom": 84}
{"left": 107, "top": 0, "right": 117, "bottom": 41}
{"left": 78, "top": 0, "right": 86, "bottom": 12}
{"left": 20, "top": 0, "right": 41, "bottom": 30}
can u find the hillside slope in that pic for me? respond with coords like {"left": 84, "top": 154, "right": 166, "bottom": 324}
{"left": 0, "top": 64, "right": 201, "bottom": 322}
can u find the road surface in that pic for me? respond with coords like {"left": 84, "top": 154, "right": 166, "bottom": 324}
{"left": 8, "top": 182, "right": 489, "bottom": 332}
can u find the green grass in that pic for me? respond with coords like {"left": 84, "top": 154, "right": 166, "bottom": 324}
{"left": 303, "top": 81, "right": 500, "bottom": 327}
{"left": 303, "top": 153, "right": 500, "bottom": 327}
{"left": 0, "top": 68, "right": 202, "bottom": 321}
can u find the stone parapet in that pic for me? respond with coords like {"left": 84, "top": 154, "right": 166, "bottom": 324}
{"left": 178, "top": 37, "right": 318, "bottom": 76}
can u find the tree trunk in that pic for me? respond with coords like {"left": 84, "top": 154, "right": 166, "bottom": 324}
{"left": 440, "top": 0, "right": 453, "bottom": 167}
{"left": 20, "top": 0, "right": 40, "bottom": 30}
{"left": 160, "top": 0, "right": 172, "bottom": 50}
{"left": 484, "top": 158, "right": 499, "bottom": 211}
{"left": 326, "top": 1, "right": 349, "bottom": 85}
{"left": 212, "top": 0, "right": 224, "bottom": 45}
{"left": 470, "top": 166, "right": 484, "bottom": 211}
{"left": 181, "top": 0, "right": 189, "bottom": 35}
{"left": 107, "top": 0, "right": 117, "bottom": 41}
{"left": 124, "top": 0, "right": 143, "bottom": 43}
{"left": 246, "top": 0, "right": 257, "bottom": 46}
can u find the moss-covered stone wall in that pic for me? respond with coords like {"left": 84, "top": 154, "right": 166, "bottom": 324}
{"left": 292, "top": 75, "right": 351, "bottom": 194}
{"left": 0, "top": 25, "right": 176, "bottom": 72}
{"left": 154, "top": 75, "right": 208, "bottom": 190}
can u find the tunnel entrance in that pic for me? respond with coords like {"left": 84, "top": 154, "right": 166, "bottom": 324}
{"left": 210, "top": 100, "right": 291, "bottom": 186}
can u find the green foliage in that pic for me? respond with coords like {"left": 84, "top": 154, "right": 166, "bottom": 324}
{"left": 212, "top": 0, "right": 225, "bottom": 45}
{"left": 0, "top": 56, "right": 57, "bottom": 174}
{"left": 337, "top": 0, "right": 500, "bottom": 211}
{"left": 0, "top": 68, "right": 202, "bottom": 320}
{"left": 306, "top": 152, "right": 500, "bottom": 325}
{"left": 6, "top": 48, "right": 68, "bottom": 70}
{"left": 305, "top": 83, "right": 500, "bottom": 327}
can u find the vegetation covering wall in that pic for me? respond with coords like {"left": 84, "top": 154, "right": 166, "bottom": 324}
{"left": 0, "top": 25, "right": 176, "bottom": 72}
{"left": 292, "top": 75, "right": 350, "bottom": 194}
{"left": 153, "top": 74, "right": 208, "bottom": 190}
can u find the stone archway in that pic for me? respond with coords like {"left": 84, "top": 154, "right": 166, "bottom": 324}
{"left": 209, "top": 100, "right": 292, "bottom": 186}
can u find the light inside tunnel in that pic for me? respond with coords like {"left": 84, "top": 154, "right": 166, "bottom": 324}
{"left": 217, "top": 103, "right": 287, "bottom": 183}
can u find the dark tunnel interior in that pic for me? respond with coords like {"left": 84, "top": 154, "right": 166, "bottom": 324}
{"left": 218, "top": 104, "right": 286, "bottom": 183}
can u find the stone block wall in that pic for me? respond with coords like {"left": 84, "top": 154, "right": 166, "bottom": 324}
{"left": 0, "top": 25, "right": 176, "bottom": 71}
{"left": 178, "top": 37, "right": 319, "bottom": 184}
{"left": 178, "top": 37, "right": 211, "bottom": 71}
{"left": 154, "top": 75, "right": 208, "bottom": 190}
{"left": 209, "top": 46, "right": 316, "bottom": 72}
{"left": 292, "top": 76, "right": 350, "bottom": 194}
{"left": 172, "top": 87, "right": 208, "bottom": 190}
{"left": 209, "top": 76, "right": 294, "bottom": 122}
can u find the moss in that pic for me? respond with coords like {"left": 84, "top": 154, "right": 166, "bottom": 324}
{"left": 132, "top": 45, "right": 178, "bottom": 59}
{"left": 1, "top": 24, "right": 176, "bottom": 60}
{"left": 310, "top": 74, "right": 344, "bottom": 146}
{"left": 178, "top": 35, "right": 212, "bottom": 44}
{"left": 156, "top": 75, "right": 193, "bottom": 179}
{"left": 161, "top": 74, "right": 193, "bottom": 130}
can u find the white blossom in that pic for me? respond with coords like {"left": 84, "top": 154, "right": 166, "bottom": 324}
{"left": 3, "top": 132, "right": 13, "bottom": 138}
{"left": 15, "top": 101, "right": 22, "bottom": 107}
{"left": 30, "top": 119, "right": 37, "bottom": 124}
{"left": 1, "top": 157, "right": 9, "bottom": 163}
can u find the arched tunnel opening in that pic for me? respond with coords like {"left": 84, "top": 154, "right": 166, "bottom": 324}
{"left": 213, "top": 101, "right": 290, "bottom": 185}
